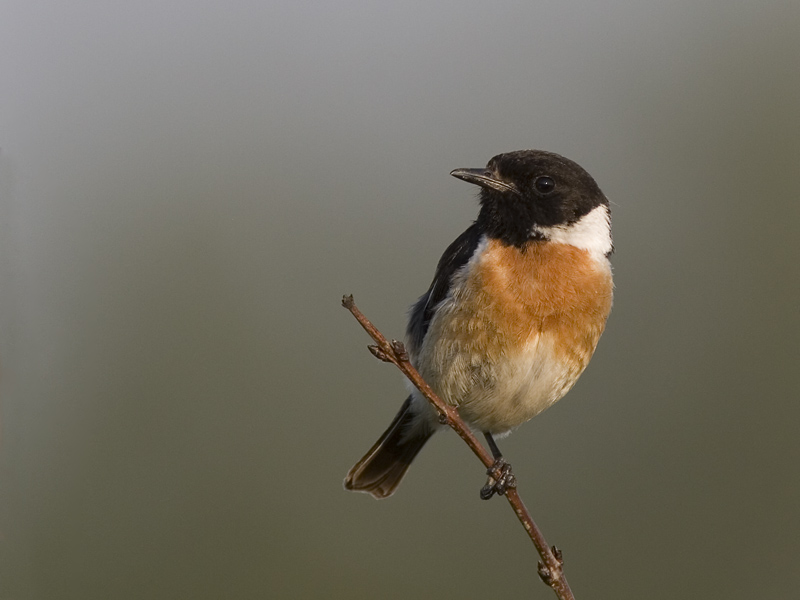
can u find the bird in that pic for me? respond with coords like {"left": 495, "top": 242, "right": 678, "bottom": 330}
{"left": 344, "top": 149, "right": 613, "bottom": 499}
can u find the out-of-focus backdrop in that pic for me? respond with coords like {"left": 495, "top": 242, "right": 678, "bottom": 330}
{"left": 2, "top": 2, "right": 799, "bottom": 599}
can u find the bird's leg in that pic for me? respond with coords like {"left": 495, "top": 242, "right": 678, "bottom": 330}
{"left": 484, "top": 432, "right": 504, "bottom": 460}
{"left": 480, "top": 432, "right": 516, "bottom": 500}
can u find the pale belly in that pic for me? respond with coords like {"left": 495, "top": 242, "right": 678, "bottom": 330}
{"left": 413, "top": 297, "right": 585, "bottom": 434}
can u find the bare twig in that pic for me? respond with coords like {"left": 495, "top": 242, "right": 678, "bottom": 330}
{"left": 342, "top": 294, "right": 576, "bottom": 600}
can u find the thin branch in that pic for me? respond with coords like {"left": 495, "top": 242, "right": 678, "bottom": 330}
{"left": 342, "top": 295, "right": 576, "bottom": 600}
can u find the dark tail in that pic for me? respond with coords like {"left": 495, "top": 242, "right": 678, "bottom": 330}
{"left": 344, "top": 396, "right": 433, "bottom": 499}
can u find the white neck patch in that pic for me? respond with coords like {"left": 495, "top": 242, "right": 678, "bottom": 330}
{"left": 533, "top": 205, "right": 612, "bottom": 260}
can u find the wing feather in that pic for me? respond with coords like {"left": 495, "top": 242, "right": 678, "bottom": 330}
{"left": 406, "top": 224, "right": 483, "bottom": 357}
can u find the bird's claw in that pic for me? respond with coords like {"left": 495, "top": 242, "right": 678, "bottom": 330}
{"left": 480, "top": 459, "right": 516, "bottom": 500}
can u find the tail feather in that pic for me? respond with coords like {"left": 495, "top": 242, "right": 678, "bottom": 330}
{"left": 344, "top": 396, "right": 432, "bottom": 499}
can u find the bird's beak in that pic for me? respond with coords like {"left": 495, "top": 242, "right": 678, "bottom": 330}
{"left": 449, "top": 168, "right": 519, "bottom": 194}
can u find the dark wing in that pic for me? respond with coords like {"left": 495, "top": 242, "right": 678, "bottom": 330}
{"left": 406, "top": 223, "right": 483, "bottom": 356}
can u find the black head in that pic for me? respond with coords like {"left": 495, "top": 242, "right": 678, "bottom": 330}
{"left": 450, "top": 150, "right": 608, "bottom": 248}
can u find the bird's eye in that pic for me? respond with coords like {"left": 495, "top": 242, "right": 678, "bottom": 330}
{"left": 534, "top": 176, "right": 556, "bottom": 194}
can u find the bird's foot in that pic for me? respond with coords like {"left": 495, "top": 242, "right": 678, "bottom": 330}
{"left": 480, "top": 459, "right": 516, "bottom": 500}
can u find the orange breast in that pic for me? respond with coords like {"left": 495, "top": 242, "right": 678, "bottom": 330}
{"left": 475, "top": 239, "right": 613, "bottom": 366}
{"left": 414, "top": 237, "right": 613, "bottom": 432}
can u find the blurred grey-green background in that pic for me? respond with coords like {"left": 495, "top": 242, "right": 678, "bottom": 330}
{"left": 2, "top": 1, "right": 799, "bottom": 599}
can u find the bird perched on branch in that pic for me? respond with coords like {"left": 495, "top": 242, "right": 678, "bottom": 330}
{"left": 345, "top": 149, "right": 613, "bottom": 499}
